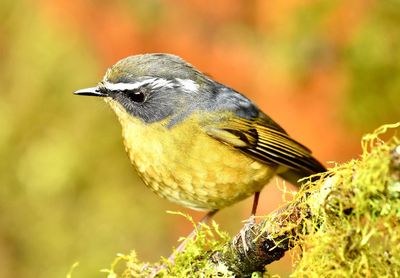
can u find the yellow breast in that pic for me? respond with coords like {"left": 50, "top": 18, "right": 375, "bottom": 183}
{"left": 107, "top": 99, "right": 276, "bottom": 210}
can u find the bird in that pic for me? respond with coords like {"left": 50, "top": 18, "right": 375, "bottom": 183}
{"left": 74, "top": 53, "right": 326, "bottom": 249}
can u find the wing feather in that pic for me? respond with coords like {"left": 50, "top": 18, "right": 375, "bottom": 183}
{"left": 205, "top": 116, "right": 326, "bottom": 176}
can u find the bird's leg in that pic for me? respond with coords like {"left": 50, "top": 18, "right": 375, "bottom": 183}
{"left": 234, "top": 191, "right": 260, "bottom": 253}
{"left": 168, "top": 209, "right": 218, "bottom": 262}
{"left": 250, "top": 191, "right": 260, "bottom": 222}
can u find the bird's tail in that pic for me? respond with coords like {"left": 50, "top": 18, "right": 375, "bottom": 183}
{"left": 278, "top": 157, "right": 327, "bottom": 187}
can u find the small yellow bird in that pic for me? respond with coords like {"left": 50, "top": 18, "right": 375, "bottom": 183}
{"left": 74, "top": 53, "right": 326, "bottom": 225}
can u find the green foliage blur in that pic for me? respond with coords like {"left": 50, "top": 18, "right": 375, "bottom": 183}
{"left": 344, "top": 1, "right": 400, "bottom": 129}
{"left": 0, "top": 0, "right": 399, "bottom": 277}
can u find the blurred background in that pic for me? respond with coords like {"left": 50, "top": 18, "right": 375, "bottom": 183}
{"left": 0, "top": 0, "right": 399, "bottom": 277}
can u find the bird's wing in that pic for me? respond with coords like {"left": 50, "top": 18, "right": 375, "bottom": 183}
{"left": 205, "top": 114, "right": 326, "bottom": 179}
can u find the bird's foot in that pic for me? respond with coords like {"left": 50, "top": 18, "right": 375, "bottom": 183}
{"left": 233, "top": 215, "right": 257, "bottom": 255}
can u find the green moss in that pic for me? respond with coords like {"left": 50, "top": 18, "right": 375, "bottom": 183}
{"left": 101, "top": 212, "right": 233, "bottom": 277}
{"left": 290, "top": 122, "right": 400, "bottom": 277}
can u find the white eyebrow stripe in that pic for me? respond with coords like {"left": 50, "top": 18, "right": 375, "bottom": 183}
{"left": 176, "top": 78, "right": 199, "bottom": 92}
{"left": 151, "top": 78, "right": 174, "bottom": 89}
{"left": 103, "top": 78, "right": 156, "bottom": 91}
{"left": 103, "top": 78, "right": 175, "bottom": 91}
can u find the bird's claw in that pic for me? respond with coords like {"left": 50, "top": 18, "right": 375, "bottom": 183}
{"left": 233, "top": 215, "right": 257, "bottom": 255}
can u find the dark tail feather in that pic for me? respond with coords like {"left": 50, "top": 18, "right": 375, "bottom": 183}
{"left": 278, "top": 161, "right": 327, "bottom": 187}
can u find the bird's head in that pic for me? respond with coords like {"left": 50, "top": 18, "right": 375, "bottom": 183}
{"left": 74, "top": 53, "right": 215, "bottom": 124}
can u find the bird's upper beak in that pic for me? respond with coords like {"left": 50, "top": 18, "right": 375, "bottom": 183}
{"left": 73, "top": 86, "right": 107, "bottom": 97}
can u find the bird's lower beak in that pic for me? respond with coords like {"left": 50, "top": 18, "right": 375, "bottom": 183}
{"left": 73, "top": 87, "right": 107, "bottom": 97}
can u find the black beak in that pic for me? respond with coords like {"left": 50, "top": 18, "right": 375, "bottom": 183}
{"left": 73, "top": 87, "right": 107, "bottom": 97}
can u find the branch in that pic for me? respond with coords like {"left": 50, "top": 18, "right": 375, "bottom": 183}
{"left": 210, "top": 187, "right": 313, "bottom": 276}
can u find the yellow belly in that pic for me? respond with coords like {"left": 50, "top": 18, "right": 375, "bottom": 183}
{"left": 110, "top": 100, "right": 276, "bottom": 210}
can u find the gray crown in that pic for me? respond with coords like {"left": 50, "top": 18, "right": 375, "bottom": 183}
{"left": 105, "top": 53, "right": 208, "bottom": 85}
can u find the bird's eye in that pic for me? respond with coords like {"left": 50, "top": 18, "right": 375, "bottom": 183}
{"left": 126, "top": 90, "right": 145, "bottom": 103}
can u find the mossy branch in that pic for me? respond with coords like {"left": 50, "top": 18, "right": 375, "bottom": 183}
{"left": 210, "top": 198, "right": 305, "bottom": 276}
